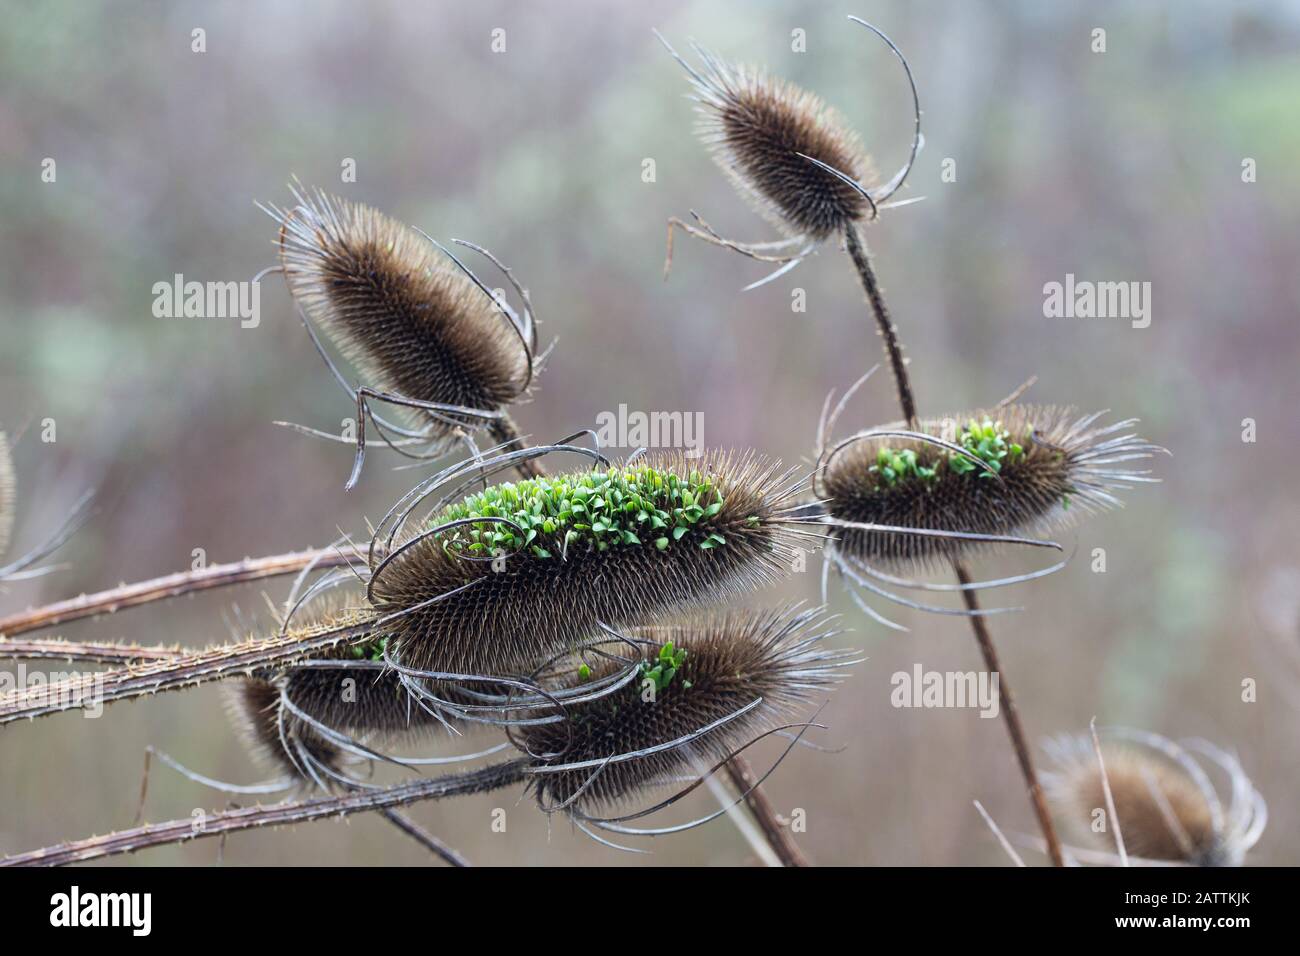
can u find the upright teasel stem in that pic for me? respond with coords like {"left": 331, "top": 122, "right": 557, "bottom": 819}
{"left": 843, "top": 221, "right": 1066, "bottom": 867}
{"left": 843, "top": 225, "right": 917, "bottom": 429}
{"left": 488, "top": 414, "right": 546, "bottom": 481}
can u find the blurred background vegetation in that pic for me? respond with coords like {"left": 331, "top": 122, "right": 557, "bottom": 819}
{"left": 1, "top": 0, "right": 1297, "bottom": 865}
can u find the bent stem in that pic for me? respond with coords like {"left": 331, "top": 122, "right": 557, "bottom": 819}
{"left": 2, "top": 759, "right": 527, "bottom": 867}
{"left": 0, "top": 547, "right": 359, "bottom": 639}
{"left": 844, "top": 221, "right": 1066, "bottom": 867}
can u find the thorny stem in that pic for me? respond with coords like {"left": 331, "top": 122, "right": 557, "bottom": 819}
{"left": 379, "top": 808, "right": 471, "bottom": 867}
{"left": 1, "top": 760, "right": 528, "bottom": 867}
{"left": 843, "top": 224, "right": 917, "bottom": 429}
{"left": 489, "top": 414, "right": 545, "bottom": 481}
{"left": 0, "top": 622, "right": 373, "bottom": 724}
{"left": 0, "top": 547, "right": 358, "bottom": 639}
{"left": 843, "top": 221, "right": 1066, "bottom": 868}
{"left": 724, "top": 754, "right": 808, "bottom": 867}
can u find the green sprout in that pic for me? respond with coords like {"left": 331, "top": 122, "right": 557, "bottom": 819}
{"left": 641, "top": 641, "right": 688, "bottom": 692}
{"left": 869, "top": 446, "right": 938, "bottom": 488}
{"left": 947, "top": 418, "right": 1024, "bottom": 479}
{"left": 436, "top": 466, "right": 732, "bottom": 560}
{"left": 349, "top": 636, "right": 389, "bottom": 661}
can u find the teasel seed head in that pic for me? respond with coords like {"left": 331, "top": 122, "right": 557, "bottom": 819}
{"left": 263, "top": 182, "right": 535, "bottom": 433}
{"left": 1044, "top": 729, "right": 1267, "bottom": 866}
{"left": 819, "top": 405, "right": 1165, "bottom": 573}
{"left": 520, "top": 605, "right": 853, "bottom": 813}
{"left": 226, "top": 608, "right": 441, "bottom": 788}
{"left": 370, "top": 450, "right": 814, "bottom": 684}
{"left": 663, "top": 41, "right": 872, "bottom": 240}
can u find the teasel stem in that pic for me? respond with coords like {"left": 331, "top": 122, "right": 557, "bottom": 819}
{"left": 0, "top": 637, "right": 179, "bottom": 664}
{"left": 1, "top": 759, "right": 527, "bottom": 867}
{"left": 843, "top": 221, "right": 1066, "bottom": 867}
{"left": 843, "top": 224, "right": 917, "bottom": 429}
{"left": 487, "top": 413, "right": 545, "bottom": 481}
{"left": 0, "top": 547, "right": 358, "bottom": 640}
{"left": 378, "top": 808, "right": 471, "bottom": 867}
{"left": 723, "top": 753, "right": 808, "bottom": 866}
{"left": 0, "top": 621, "right": 372, "bottom": 724}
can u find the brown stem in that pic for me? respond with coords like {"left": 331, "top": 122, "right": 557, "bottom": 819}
{"left": 379, "top": 808, "right": 471, "bottom": 867}
{"left": 0, "top": 621, "right": 373, "bottom": 724}
{"left": 0, "top": 547, "right": 357, "bottom": 639}
{"left": 843, "top": 222, "right": 1065, "bottom": 867}
{"left": 954, "top": 561, "right": 1065, "bottom": 867}
{"left": 724, "top": 755, "right": 808, "bottom": 867}
{"left": 0, "top": 637, "right": 179, "bottom": 664}
{"left": 1, "top": 759, "right": 527, "bottom": 867}
{"left": 489, "top": 414, "right": 545, "bottom": 481}
{"left": 843, "top": 224, "right": 918, "bottom": 429}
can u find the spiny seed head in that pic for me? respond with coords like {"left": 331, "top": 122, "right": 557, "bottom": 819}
{"left": 520, "top": 605, "right": 851, "bottom": 812}
{"left": 227, "top": 609, "right": 436, "bottom": 786}
{"left": 670, "top": 46, "right": 874, "bottom": 239}
{"left": 1044, "top": 731, "right": 1266, "bottom": 866}
{"left": 371, "top": 450, "right": 812, "bottom": 682}
{"left": 820, "top": 405, "right": 1163, "bottom": 571}
{"left": 265, "top": 183, "right": 531, "bottom": 430}
{"left": 0, "top": 431, "right": 13, "bottom": 559}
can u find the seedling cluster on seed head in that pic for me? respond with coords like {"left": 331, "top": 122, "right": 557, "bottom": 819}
{"left": 439, "top": 465, "right": 734, "bottom": 559}
{"left": 948, "top": 418, "right": 1025, "bottom": 477}
{"left": 640, "top": 640, "right": 688, "bottom": 691}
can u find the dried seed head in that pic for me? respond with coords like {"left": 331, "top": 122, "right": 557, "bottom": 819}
{"left": 371, "top": 450, "right": 812, "bottom": 682}
{"left": 820, "top": 405, "right": 1163, "bottom": 572}
{"left": 520, "top": 605, "right": 851, "bottom": 812}
{"left": 265, "top": 183, "right": 532, "bottom": 431}
{"left": 0, "top": 431, "right": 14, "bottom": 559}
{"left": 672, "top": 48, "right": 874, "bottom": 240}
{"left": 1044, "top": 730, "right": 1267, "bottom": 866}
{"left": 226, "top": 609, "right": 436, "bottom": 786}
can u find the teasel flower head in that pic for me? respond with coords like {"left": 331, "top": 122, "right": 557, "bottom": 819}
{"left": 519, "top": 605, "right": 854, "bottom": 820}
{"left": 260, "top": 182, "right": 543, "bottom": 485}
{"left": 818, "top": 403, "right": 1165, "bottom": 573}
{"left": 223, "top": 608, "right": 432, "bottom": 789}
{"left": 806, "top": 390, "right": 1166, "bottom": 630}
{"left": 365, "top": 450, "right": 815, "bottom": 695}
{"left": 657, "top": 19, "right": 921, "bottom": 287}
{"left": 1044, "top": 728, "right": 1267, "bottom": 867}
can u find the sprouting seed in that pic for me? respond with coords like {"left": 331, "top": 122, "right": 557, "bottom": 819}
{"left": 802, "top": 385, "right": 1166, "bottom": 631}
{"left": 368, "top": 450, "right": 819, "bottom": 698}
{"left": 1043, "top": 728, "right": 1267, "bottom": 866}
{"left": 818, "top": 404, "right": 1165, "bottom": 573}
{"left": 260, "top": 181, "right": 544, "bottom": 488}
{"left": 519, "top": 605, "right": 855, "bottom": 822}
